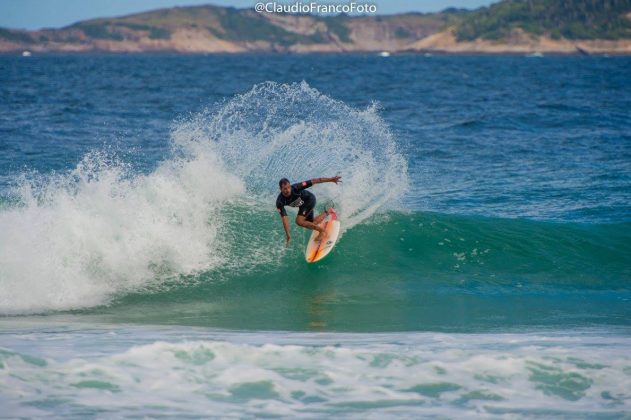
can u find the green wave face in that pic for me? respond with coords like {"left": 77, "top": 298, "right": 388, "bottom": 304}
{"left": 86, "top": 210, "right": 631, "bottom": 332}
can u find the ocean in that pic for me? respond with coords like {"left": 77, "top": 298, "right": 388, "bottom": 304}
{"left": 0, "top": 54, "right": 630, "bottom": 417}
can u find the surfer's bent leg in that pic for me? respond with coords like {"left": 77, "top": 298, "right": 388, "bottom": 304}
{"left": 305, "top": 208, "right": 315, "bottom": 223}
{"left": 296, "top": 215, "right": 324, "bottom": 232}
{"left": 296, "top": 204, "right": 324, "bottom": 233}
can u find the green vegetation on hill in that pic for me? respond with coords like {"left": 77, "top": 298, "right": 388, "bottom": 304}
{"left": 320, "top": 16, "right": 352, "bottom": 42}
{"left": 0, "top": 28, "right": 33, "bottom": 44}
{"left": 73, "top": 21, "right": 171, "bottom": 41}
{"left": 78, "top": 23, "right": 125, "bottom": 41}
{"left": 115, "top": 22, "right": 171, "bottom": 39}
{"left": 214, "top": 8, "right": 345, "bottom": 46}
{"left": 456, "top": 0, "right": 631, "bottom": 41}
{"left": 215, "top": 8, "right": 302, "bottom": 44}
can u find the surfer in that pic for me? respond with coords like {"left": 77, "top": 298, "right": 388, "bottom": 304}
{"left": 276, "top": 176, "right": 342, "bottom": 245}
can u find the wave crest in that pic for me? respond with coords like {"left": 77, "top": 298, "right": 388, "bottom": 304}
{"left": 0, "top": 82, "right": 408, "bottom": 314}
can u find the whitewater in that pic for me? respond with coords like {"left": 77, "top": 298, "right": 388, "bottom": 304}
{"left": 0, "top": 81, "right": 407, "bottom": 314}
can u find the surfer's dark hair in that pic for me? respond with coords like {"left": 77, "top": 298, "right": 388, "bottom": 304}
{"left": 279, "top": 178, "right": 290, "bottom": 188}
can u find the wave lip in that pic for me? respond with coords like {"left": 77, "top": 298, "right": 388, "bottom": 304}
{"left": 172, "top": 81, "right": 408, "bottom": 227}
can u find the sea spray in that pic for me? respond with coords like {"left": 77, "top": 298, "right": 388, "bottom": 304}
{"left": 172, "top": 81, "right": 408, "bottom": 227}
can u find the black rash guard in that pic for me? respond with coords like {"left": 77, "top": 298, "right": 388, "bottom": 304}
{"left": 276, "top": 180, "right": 316, "bottom": 222}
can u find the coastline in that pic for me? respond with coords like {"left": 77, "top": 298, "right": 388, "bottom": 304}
{"left": 3, "top": 41, "right": 631, "bottom": 55}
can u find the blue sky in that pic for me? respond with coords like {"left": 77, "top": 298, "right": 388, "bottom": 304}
{"left": 0, "top": 0, "right": 495, "bottom": 30}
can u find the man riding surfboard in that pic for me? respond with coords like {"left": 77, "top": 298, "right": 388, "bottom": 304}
{"left": 276, "top": 176, "right": 341, "bottom": 245}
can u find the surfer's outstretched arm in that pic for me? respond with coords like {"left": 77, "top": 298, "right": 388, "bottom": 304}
{"left": 293, "top": 176, "right": 341, "bottom": 192}
{"left": 310, "top": 176, "right": 342, "bottom": 185}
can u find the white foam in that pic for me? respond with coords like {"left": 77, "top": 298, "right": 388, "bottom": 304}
{"left": 0, "top": 148, "right": 243, "bottom": 314}
{"left": 0, "top": 328, "right": 629, "bottom": 417}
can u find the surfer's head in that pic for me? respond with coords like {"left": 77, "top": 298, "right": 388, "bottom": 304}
{"left": 279, "top": 178, "right": 291, "bottom": 197}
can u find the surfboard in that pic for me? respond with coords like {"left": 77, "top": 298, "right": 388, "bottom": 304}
{"left": 305, "top": 208, "right": 341, "bottom": 263}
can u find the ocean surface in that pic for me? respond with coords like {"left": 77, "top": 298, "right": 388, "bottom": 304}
{"left": 0, "top": 54, "right": 630, "bottom": 417}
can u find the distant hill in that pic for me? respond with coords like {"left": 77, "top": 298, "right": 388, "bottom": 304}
{"left": 0, "top": 6, "right": 458, "bottom": 53}
{"left": 456, "top": 0, "right": 631, "bottom": 41}
{"left": 1, "top": 0, "right": 630, "bottom": 54}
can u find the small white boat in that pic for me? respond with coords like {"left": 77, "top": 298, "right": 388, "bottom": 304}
{"left": 378, "top": 51, "right": 390, "bottom": 57}
{"left": 22, "top": 50, "right": 32, "bottom": 57}
{"left": 526, "top": 51, "right": 544, "bottom": 58}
